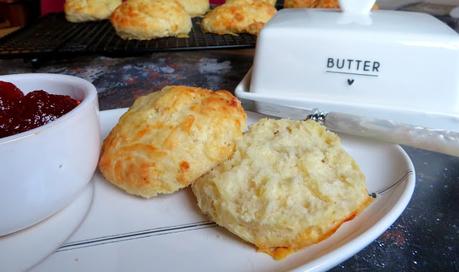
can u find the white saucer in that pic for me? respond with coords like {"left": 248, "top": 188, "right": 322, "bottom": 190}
{"left": 0, "top": 182, "right": 94, "bottom": 272}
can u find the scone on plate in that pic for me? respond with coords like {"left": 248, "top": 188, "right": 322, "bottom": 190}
{"left": 99, "top": 85, "right": 246, "bottom": 198}
{"left": 65, "top": 0, "right": 121, "bottom": 22}
{"left": 201, "top": 0, "right": 277, "bottom": 35}
{"left": 111, "top": 0, "right": 192, "bottom": 40}
{"left": 176, "top": 0, "right": 210, "bottom": 17}
{"left": 192, "top": 118, "right": 372, "bottom": 260}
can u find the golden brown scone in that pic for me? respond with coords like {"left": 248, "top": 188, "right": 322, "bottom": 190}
{"left": 65, "top": 0, "right": 121, "bottom": 22}
{"left": 284, "top": 0, "right": 378, "bottom": 9}
{"left": 316, "top": 0, "right": 339, "bottom": 8}
{"left": 110, "top": 0, "right": 192, "bottom": 40}
{"left": 284, "top": 0, "right": 338, "bottom": 8}
{"left": 202, "top": 0, "right": 277, "bottom": 35}
{"left": 227, "top": 0, "right": 277, "bottom": 5}
{"left": 99, "top": 86, "right": 246, "bottom": 198}
{"left": 192, "top": 119, "right": 372, "bottom": 260}
{"left": 176, "top": 0, "right": 210, "bottom": 17}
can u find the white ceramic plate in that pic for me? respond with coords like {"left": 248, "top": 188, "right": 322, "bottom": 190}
{"left": 0, "top": 182, "right": 93, "bottom": 272}
{"left": 33, "top": 108, "right": 415, "bottom": 272}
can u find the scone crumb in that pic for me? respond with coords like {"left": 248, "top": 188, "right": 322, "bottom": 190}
{"left": 192, "top": 118, "right": 372, "bottom": 259}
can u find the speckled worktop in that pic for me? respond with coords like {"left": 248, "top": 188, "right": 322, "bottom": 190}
{"left": 0, "top": 49, "right": 458, "bottom": 271}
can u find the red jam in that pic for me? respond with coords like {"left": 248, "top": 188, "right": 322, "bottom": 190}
{"left": 0, "top": 81, "right": 80, "bottom": 138}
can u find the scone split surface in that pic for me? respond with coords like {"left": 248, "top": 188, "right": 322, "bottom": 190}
{"left": 99, "top": 85, "right": 246, "bottom": 198}
{"left": 192, "top": 118, "right": 372, "bottom": 259}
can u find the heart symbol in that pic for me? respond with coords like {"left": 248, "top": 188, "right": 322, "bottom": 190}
{"left": 347, "top": 79, "right": 355, "bottom": 86}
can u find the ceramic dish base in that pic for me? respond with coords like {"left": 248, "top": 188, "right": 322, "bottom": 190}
{"left": 0, "top": 182, "right": 94, "bottom": 272}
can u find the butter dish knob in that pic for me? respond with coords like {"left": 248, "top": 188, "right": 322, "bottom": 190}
{"left": 338, "top": 0, "right": 376, "bottom": 15}
{"left": 323, "top": 112, "right": 459, "bottom": 157}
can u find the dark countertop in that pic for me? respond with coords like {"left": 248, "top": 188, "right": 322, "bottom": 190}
{"left": 1, "top": 49, "right": 458, "bottom": 271}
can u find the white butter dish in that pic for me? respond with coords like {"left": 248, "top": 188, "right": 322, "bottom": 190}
{"left": 236, "top": 1, "right": 459, "bottom": 131}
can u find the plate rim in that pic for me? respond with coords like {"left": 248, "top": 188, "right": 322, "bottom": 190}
{"left": 292, "top": 146, "right": 415, "bottom": 272}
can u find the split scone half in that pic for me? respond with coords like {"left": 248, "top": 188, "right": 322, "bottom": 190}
{"left": 99, "top": 85, "right": 246, "bottom": 198}
{"left": 192, "top": 118, "right": 372, "bottom": 259}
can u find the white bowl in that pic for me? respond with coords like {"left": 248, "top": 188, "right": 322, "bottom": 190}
{"left": 0, "top": 73, "right": 100, "bottom": 236}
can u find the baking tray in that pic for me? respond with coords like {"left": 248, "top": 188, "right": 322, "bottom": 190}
{"left": 0, "top": 13, "right": 257, "bottom": 61}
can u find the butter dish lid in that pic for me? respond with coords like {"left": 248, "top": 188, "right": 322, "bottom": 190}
{"left": 269, "top": 8, "right": 457, "bottom": 38}
{"left": 238, "top": 0, "right": 459, "bottom": 131}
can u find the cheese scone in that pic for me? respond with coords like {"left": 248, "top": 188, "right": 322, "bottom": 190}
{"left": 176, "top": 0, "right": 210, "bottom": 17}
{"left": 202, "top": 0, "right": 277, "bottom": 35}
{"left": 111, "top": 0, "right": 192, "bottom": 40}
{"left": 65, "top": 0, "right": 121, "bottom": 22}
{"left": 227, "top": 0, "right": 277, "bottom": 5}
{"left": 284, "top": 0, "right": 334, "bottom": 8}
{"left": 315, "top": 0, "right": 339, "bottom": 8}
{"left": 192, "top": 118, "right": 372, "bottom": 260}
{"left": 99, "top": 86, "right": 246, "bottom": 198}
{"left": 284, "top": 0, "right": 378, "bottom": 9}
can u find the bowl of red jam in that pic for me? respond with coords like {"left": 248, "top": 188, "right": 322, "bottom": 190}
{"left": 0, "top": 73, "right": 100, "bottom": 236}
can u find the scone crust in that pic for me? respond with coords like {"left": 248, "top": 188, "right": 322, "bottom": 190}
{"left": 316, "top": 0, "right": 340, "bottom": 8}
{"left": 65, "top": 0, "right": 121, "bottom": 22}
{"left": 192, "top": 119, "right": 372, "bottom": 259}
{"left": 99, "top": 85, "right": 246, "bottom": 198}
{"left": 284, "top": 0, "right": 337, "bottom": 8}
{"left": 284, "top": 0, "right": 378, "bottom": 9}
{"left": 202, "top": 0, "right": 277, "bottom": 35}
{"left": 110, "top": 0, "right": 192, "bottom": 40}
{"left": 176, "top": 0, "right": 210, "bottom": 17}
{"left": 227, "top": 0, "right": 277, "bottom": 5}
